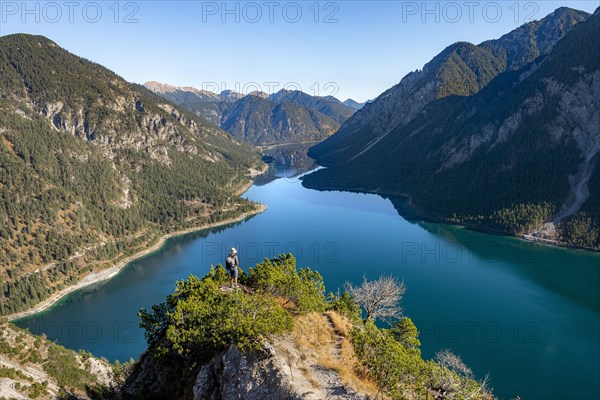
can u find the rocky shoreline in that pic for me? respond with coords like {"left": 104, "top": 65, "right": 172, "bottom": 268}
{"left": 6, "top": 203, "right": 267, "bottom": 322}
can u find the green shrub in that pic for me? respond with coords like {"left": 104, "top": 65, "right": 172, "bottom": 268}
{"left": 203, "top": 264, "right": 248, "bottom": 286}
{"left": 388, "top": 317, "right": 421, "bottom": 355}
{"left": 327, "top": 291, "right": 361, "bottom": 322}
{"left": 351, "top": 322, "right": 427, "bottom": 399}
{"left": 140, "top": 273, "right": 293, "bottom": 363}
{"left": 202, "top": 264, "right": 231, "bottom": 285}
{"left": 112, "top": 358, "right": 136, "bottom": 385}
{"left": 247, "top": 253, "right": 326, "bottom": 313}
{"left": 43, "top": 343, "right": 96, "bottom": 390}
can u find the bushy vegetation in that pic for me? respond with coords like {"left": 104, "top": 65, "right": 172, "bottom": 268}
{"left": 351, "top": 322, "right": 491, "bottom": 399}
{"left": 44, "top": 343, "right": 97, "bottom": 390}
{"left": 352, "top": 322, "right": 428, "bottom": 398}
{"left": 560, "top": 212, "right": 600, "bottom": 249}
{"left": 166, "top": 276, "right": 292, "bottom": 359}
{"left": 139, "top": 254, "right": 324, "bottom": 363}
{"left": 136, "top": 255, "right": 493, "bottom": 399}
{"left": 246, "top": 253, "right": 326, "bottom": 314}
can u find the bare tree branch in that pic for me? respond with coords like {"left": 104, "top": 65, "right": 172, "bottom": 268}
{"left": 432, "top": 350, "right": 491, "bottom": 399}
{"left": 345, "top": 275, "right": 406, "bottom": 324}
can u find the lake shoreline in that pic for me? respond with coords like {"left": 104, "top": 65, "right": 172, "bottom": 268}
{"left": 7, "top": 203, "right": 267, "bottom": 322}
{"left": 301, "top": 181, "right": 599, "bottom": 253}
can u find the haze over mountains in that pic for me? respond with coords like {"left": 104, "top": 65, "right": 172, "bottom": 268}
{"left": 305, "top": 6, "right": 600, "bottom": 249}
{"left": 145, "top": 82, "right": 360, "bottom": 146}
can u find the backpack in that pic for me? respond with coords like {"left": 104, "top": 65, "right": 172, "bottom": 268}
{"left": 225, "top": 256, "right": 235, "bottom": 270}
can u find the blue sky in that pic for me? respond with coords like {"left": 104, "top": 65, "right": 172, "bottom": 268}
{"left": 1, "top": 1, "right": 598, "bottom": 101}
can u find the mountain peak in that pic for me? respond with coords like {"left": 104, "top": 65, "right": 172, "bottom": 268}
{"left": 342, "top": 98, "right": 365, "bottom": 110}
{"left": 144, "top": 81, "right": 177, "bottom": 93}
{"left": 144, "top": 81, "right": 221, "bottom": 101}
{"left": 310, "top": 6, "right": 590, "bottom": 166}
{"left": 247, "top": 90, "right": 269, "bottom": 99}
{"left": 220, "top": 89, "right": 244, "bottom": 101}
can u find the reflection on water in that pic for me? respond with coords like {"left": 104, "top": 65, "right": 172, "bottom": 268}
{"left": 254, "top": 143, "right": 319, "bottom": 185}
{"left": 387, "top": 196, "right": 600, "bottom": 314}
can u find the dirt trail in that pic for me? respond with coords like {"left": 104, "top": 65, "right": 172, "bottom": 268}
{"left": 309, "top": 313, "right": 357, "bottom": 399}
{"left": 324, "top": 313, "right": 344, "bottom": 361}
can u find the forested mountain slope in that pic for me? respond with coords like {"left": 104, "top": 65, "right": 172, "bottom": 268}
{"left": 303, "top": 7, "right": 600, "bottom": 249}
{"left": 220, "top": 94, "right": 339, "bottom": 146}
{"left": 0, "top": 34, "right": 263, "bottom": 316}
{"left": 309, "top": 7, "right": 589, "bottom": 166}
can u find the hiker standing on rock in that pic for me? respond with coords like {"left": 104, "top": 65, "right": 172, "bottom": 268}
{"left": 225, "top": 247, "right": 239, "bottom": 288}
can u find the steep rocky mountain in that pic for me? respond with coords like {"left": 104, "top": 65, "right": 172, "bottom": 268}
{"left": 145, "top": 83, "right": 357, "bottom": 146}
{"left": 220, "top": 95, "right": 339, "bottom": 146}
{"left": 143, "top": 81, "right": 222, "bottom": 105}
{"left": 0, "top": 34, "right": 263, "bottom": 316}
{"left": 143, "top": 81, "right": 227, "bottom": 126}
{"left": 0, "top": 320, "right": 116, "bottom": 399}
{"left": 309, "top": 7, "right": 590, "bottom": 165}
{"left": 219, "top": 89, "right": 244, "bottom": 102}
{"left": 303, "top": 7, "right": 600, "bottom": 249}
{"left": 268, "top": 89, "right": 355, "bottom": 125}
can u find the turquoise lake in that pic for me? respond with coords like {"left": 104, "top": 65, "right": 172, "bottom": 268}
{"left": 16, "top": 165, "right": 600, "bottom": 400}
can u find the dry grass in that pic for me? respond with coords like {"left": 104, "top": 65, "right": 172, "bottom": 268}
{"left": 325, "top": 310, "right": 352, "bottom": 337}
{"left": 290, "top": 311, "right": 381, "bottom": 398}
{"left": 272, "top": 295, "right": 296, "bottom": 311}
{"left": 1, "top": 135, "right": 15, "bottom": 153}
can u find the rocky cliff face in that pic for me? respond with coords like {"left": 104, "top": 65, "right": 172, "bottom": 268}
{"left": 309, "top": 7, "right": 589, "bottom": 165}
{"left": 193, "top": 338, "right": 366, "bottom": 400}
{"left": 0, "top": 322, "right": 115, "bottom": 399}
{"left": 192, "top": 344, "right": 301, "bottom": 400}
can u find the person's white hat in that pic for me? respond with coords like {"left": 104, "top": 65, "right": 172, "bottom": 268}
{"left": 231, "top": 247, "right": 237, "bottom": 254}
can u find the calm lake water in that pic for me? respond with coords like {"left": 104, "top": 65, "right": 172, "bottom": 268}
{"left": 16, "top": 160, "right": 600, "bottom": 400}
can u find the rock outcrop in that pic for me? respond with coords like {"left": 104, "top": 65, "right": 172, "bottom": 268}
{"left": 193, "top": 338, "right": 367, "bottom": 400}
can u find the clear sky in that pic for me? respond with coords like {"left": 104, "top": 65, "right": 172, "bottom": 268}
{"left": 1, "top": 1, "right": 598, "bottom": 101}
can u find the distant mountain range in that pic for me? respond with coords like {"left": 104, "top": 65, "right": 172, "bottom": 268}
{"left": 304, "top": 6, "right": 600, "bottom": 249}
{"left": 342, "top": 98, "right": 365, "bottom": 110}
{"left": 0, "top": 34, "right": 262, "bottom": 315}
{"left": 145, "top": 82, "right": 359, "bottom": 146}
